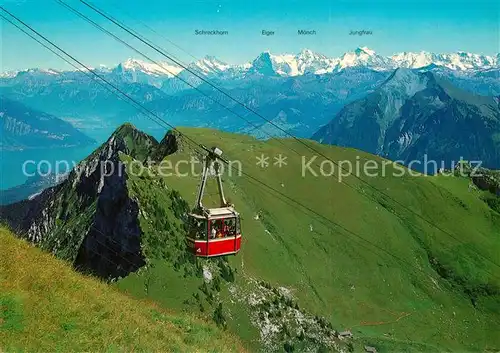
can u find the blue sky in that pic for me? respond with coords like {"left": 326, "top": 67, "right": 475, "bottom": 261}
{"left": 1, "top": 0, "right": 499, "bottom": 71}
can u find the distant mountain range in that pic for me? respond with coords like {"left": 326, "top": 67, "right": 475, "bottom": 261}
{"left": 0, "top": 64, "right": 391, "bottom": 139}
{"left": 312, "top": 69, "right": 500, "bottom": 171}
{"left": 0, "top": 47, "right": 498, "bottom": 143}
{"left": 0, "top": 97, "right": 95, "bottom": 150}
{"left": 2, "top": 47, "right": 498, "bottom": 81}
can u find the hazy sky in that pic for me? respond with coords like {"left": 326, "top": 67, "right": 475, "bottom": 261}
{"left": 1, "top": 0, "right": 499, "bottom": 71}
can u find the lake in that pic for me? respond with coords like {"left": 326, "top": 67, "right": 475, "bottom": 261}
{"left": 0, "top": 125, "right": 169, "bottom": 190}
{"left": 0, "top": 144, "right": 100, "bottom": 189}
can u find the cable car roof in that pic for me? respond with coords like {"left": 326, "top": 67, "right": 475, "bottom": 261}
{"left": 189, "top": 206, "right": 239, "bottom": 219}
{"left": 208, "top": 206, "right": 238, "bottom": 216}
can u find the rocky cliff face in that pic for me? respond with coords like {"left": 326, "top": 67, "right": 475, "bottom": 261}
{"left": 473, "top": 174, "right": 500, "bottom": 196}
{"left": 0, "top": 123, "right": 165, "bottom": 278}
{"left": 466, "top": 165, "right": 500, "bottom": 196}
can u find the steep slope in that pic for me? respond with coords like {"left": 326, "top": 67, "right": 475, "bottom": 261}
{"left": 0, "top": 97, "right": 95, "bottom": 150}
{"left": 2, "top": 124, "right": 500, "bottom": 352}
{"left": 420, "top": 66, "right": 500, "bottom": 96}
{"left": 313, "top": 69, "right": 500, "bottom": 171}
{"left": 0, "top": 123, "right": 159, "bottom": 277}
{"left": 248, "top": 52, "right": 283, "bottom": 77}
{"left": 129, "top": 128, "right": 500, "bottom": 352}
{"left": 312, "top": 69, "right": 431, "bottom": 154}
{"left": 0, "top": 226, "right": 244, "bottom": 352}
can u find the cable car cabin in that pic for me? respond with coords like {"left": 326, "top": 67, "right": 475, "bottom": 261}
{"left": 187, "top": 207, "right": 242, "bottom": 257}
{"left": 187, "top": 146, "right": 243, "bottom": 257}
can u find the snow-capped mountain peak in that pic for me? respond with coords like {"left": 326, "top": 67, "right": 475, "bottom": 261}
{"left": 119, "top": 58, "right": 183, "bottom": 77}
{"left": 297, "top": 48, "right": 327, "bottom": 61}
{"left": 337, "top": 47, "right": 389, "bottom": 71}
{"left": 0, "top": 70, "right": 19, "bottom": 78}
{"left": 296, "top": 48, "right": 329, "bottom": 62}
{"left": 2, "top": 48, "right": 499, "bottom": 82}
{"left": 295, "top": 49, "right": 336, "bottom": 75}
{"left": 247, "top": 49, "right": 338, "bottom": 76}
{"left": 8, "top": 68, "right": 62, "bottom": 78}
{"left": 390, "top": 51, "right": 497, "bottom": 71}
{"left": 355, "top": 46, "right": 376, "bottom": 56}
{"left": 391, "top": 51, "right": 435, "bottom": 69}
{"left": 191, "top": 55, "right": 230, "bottom": 76}
{"left": 269, "top": 53, "right": 301, "bottom": 76}
{"left": 248, "top": 51, "right": 281, "bottom": 76}
{"left": 445, "top": 52, "right": 496, "bottom": 70}
{"left": 299, "top": 48, "right": 315, "bottom": 56}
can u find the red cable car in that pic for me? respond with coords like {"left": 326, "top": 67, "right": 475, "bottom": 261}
{"left": 187, "top": 147, "right": 242, "bottom": 257}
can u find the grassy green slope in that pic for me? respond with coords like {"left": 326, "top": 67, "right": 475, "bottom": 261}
{"left": 0, "top": 226, "right": 245, "bottom": 353}
{"left": 124, "top": 128, "right": 500, "bottom": 352}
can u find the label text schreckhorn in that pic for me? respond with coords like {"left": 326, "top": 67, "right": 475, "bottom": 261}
{"left": 194, "top": 29, "right": 229, "bottom": 35}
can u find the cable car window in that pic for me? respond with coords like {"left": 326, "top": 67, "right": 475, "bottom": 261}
{"left": 236, "top": 217, "right": 241, "bottom": 234}
{"left": 224, "top": 218, "right": 237, "bottom": 236}
{"left": 211, "top": 219, "right": 224, "bottom": 239}
{"left": 209, "top": 218, "right": 237, "bottom": 239}
{"left": 190, "top": 218, "right": 207, "bottom": 240}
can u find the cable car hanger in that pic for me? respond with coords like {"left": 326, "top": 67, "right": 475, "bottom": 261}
{"left": 195, "top": 146, "right": 231, "bottom": 212}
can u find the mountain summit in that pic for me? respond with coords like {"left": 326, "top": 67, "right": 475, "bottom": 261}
{"left": 190, "top": 55, "right": 230, "bottom": 76}
{"left": 0, "top": 123, "right": 163, "bottom": 277}
{"left": 248, "top": 51, "right": 281, "bottom": 76}
{"left": 336, "top": 47, "right": 389, "bottom": 71}
{"left": 118, "top": 58, "right": 183, "bottom": 77}
{"left": 312, "top": 69, "right": 500, "bottom": 170}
